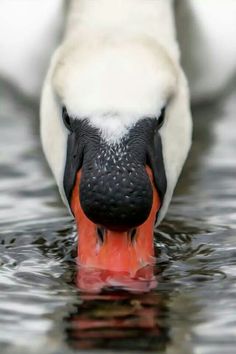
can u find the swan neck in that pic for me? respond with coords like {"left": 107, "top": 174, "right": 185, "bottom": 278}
{"left": 65, "top": 0, "right": 179, "bottom": 60}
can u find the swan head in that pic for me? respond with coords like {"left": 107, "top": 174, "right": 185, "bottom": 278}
{"left": 40, "top": 37, "right": 192, "bottom": 277}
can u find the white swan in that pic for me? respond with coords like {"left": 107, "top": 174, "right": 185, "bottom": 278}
{"left": 0, "top": 0, "right": 235, "bottom": 280}
{"left": 40, "top": 0, "right": 192, "bottom": 275}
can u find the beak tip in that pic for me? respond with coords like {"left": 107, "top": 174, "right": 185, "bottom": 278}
{"left": 76, "top": 265, "right": 157, "bottom": 293}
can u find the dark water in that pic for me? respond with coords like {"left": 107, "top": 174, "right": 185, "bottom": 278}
{"left": 0, "top": 82, "right": 236, "bottom": 354}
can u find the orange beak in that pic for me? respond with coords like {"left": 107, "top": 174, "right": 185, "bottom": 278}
{"left": 71, "top": 167, "right": 160, "bottom": 291}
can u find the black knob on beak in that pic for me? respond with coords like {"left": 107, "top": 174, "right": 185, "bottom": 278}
{"left": 80, "top": 153, "right": 153, "bottom": 231}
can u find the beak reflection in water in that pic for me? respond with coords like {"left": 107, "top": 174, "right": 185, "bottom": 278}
{"left": 65, "top": 292, "right": 169, "bottom": 351}
{"left": 71, "top": 167, "right": 160, "bottom": 293}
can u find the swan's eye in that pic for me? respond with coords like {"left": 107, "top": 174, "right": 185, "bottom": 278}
{"left": 157, "top": 107, "right": 166, "bottom": 129}
{"left": 62, "top": 106, "right": 72, "bottom": 131}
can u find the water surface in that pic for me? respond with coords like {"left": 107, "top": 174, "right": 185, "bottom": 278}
{"left": 0, "top": 82, "right": 236, "bottom": 354}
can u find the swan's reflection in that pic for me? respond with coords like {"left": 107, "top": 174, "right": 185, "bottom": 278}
{"left": 65, "top": 290, "right": 169, "bottom": 351}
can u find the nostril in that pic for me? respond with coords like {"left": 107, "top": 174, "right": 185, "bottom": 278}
{"left": 96, "top": 226, "right": 105, "bottom": 244}
{"left": 130, "top": 228, "right": 137, "bottom": 243}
